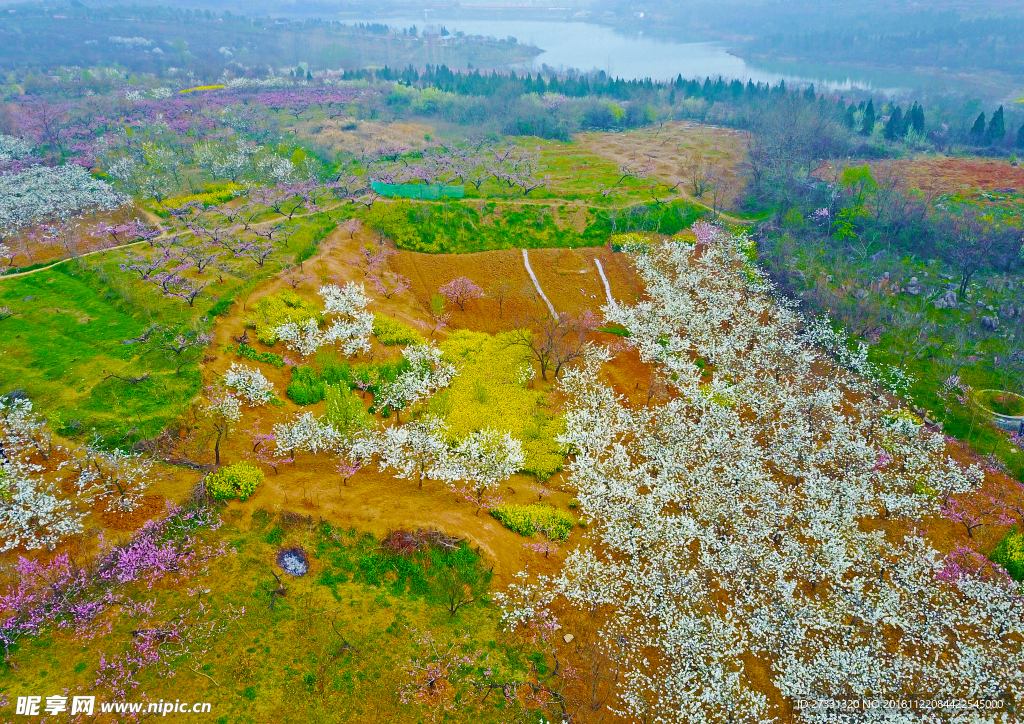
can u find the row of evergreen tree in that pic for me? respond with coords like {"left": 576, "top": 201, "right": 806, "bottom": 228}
{"left": 969, "top": 106, "right": 1011, "bottom": 145}
{"left": 338, "top": 64, "right": 1024, "bottom": 149}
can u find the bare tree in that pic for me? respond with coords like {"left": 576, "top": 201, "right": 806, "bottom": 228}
{"left": 934, "top": 209, "right": 1004, "bottom": 297}
{"left": 510, "top": 310, "right": 600, "bottom": 381}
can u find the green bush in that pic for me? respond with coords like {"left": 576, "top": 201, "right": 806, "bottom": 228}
{"left": 373, "top": 314, "right": 424, "bottom": 346}
{"left": 288, "top": 366, "right": 328, "bottom": 405}
{"left": 206, "top": 461, "right": 264, "bottom": 502}
{"left": 209, "top": 297, "right": 235, "bottom": 317}
{"left": 990, "top": 527, "right": 1024, "bottom": 581}
{"left": 248, "top": 291, "right": 321, "bottom": 345}
{"left": 490, "top": 503, "right": 576, "bottom": 541}
{"left": 324, "top": 385, "right": 371, "bottom": 437}
{"left": 236, "top": 344, "right": 285, "bottom": 368}
{"left": 288, "top": 355, "right": 355, "bottom": 405}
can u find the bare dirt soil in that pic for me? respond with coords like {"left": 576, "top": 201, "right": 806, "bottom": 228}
{"left": 815, "top": 155, "right": 1024, "bottom": 198}
{"left": 298, "top": 118, "right": 437, "bottom": 156}
{"left": 202, "top": 220, "right": 648, "bottom": 587}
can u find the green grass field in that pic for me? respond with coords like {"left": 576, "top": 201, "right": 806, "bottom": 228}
{"left": 0, "top": 214, "right": 336, "bottom": 445}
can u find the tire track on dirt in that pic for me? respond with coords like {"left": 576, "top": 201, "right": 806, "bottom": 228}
{"left": 521, "top": 248, "right": 557, "bottom": 318}
{"left": 594, "top": 258, "right": 615, "bottom": 308}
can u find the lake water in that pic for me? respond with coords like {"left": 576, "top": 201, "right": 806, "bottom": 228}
{"left": 337, "top": 17, "right": 927, "bottom": 94}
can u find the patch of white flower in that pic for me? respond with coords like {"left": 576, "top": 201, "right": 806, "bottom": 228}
{"left": 0, "top": 398, "right": 83, "bottom": 550}
{"left": 108, "top": 36, "right": 152, "bottom": 48}
{"left": 498, "top": 229, "right": 1020, "bottom": 723}
{"left": 320, "top": 282, "right": 374, "bottom": 356}
{"left": 223, "top": 363, "right": 276, "bottom": 406}
{"left": 0, "top": 164, "right": 125, "bottom": 236}
{"left": 0, "top": 134, "right": 33, "bottom": 163}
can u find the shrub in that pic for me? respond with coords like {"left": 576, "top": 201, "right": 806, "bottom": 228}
{"left": 324, "top": 385, "right": 371, "bottom": 438}
{"left": 490, "top": 504, "right": 576, "bottom": 541}
{"left": 373, "top": 314, "right": 424, "bottom": 346}
{"left": 206, "top": 462, "right": 264, "bottom": 502}
{"left": 288, "top": 366, "right": 327, "bottom": 405}
{"left": 209, "top": 297, "right": 235, "bottom": 317}
{"left": 990, "top": 527, "right": 1024, "bottom": 581}
{"left": 236, "top": 344, "right": 285, "bottom": 368}
{"left": 248, "top": 291, "right": 321, "bottom": 345}
{"left": 287, "top": 356, "right": 355, "bottom": 405}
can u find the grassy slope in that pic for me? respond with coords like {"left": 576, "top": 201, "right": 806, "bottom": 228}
{"left": 0, "top": 214, "right": 336, "bottom": 444}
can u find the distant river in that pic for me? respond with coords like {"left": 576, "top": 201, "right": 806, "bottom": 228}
{"left": 336, "top": 17, "right": 932, "bottom": 94}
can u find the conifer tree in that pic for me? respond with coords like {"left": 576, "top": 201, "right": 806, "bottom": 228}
{"left": 803, "top": 84, "right": 816, "bottom": 101}
{"left": 884, "top": 106, "right": 904, "bottom": 140}
{"left": 987, "top": 105, "right": 1006, "bottom": 143}
{"left": 861, "top": 99, "right": 875, "bottom": 136}
{"left": 970, "top": 112, "right": 987, "bottom": 141}
{"left": 909, "top": 102, "right": 925, "bottom": 135}
{"left": 844, "top": 104, "right": 857, "bottom": 130}
{"left": 1017, "top": 123, "right": 1024, "bottom": 149}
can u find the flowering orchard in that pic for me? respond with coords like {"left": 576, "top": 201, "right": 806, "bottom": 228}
{"left": 498, "top": 228, "right": 1024, "bottom": 722}
{"left": 0, "top": 397, "right": 160, "bottom": 551}
{"left": 0, "top": 163, "right": 125, "bottom": 244}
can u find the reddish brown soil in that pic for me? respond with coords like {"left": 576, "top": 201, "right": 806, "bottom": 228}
{"left": 815, "top": 155, "right": 1024, "bottom": 198}
{"left": 203, "top": 220, "right": 650, "bottom": 586}
{"left": 8, "top": 216, "right": 1022, "bottom": 723}
{"left": 100, "top": 493, "right": 167, "bottom": 530}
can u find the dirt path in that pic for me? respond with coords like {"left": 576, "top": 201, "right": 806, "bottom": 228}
{"left": 1, "top": 188, "right": 751, "bottom": 284}
{"left": 522, "top": 248, "right": 558, "bottom": 317}
{"left": 0, "top": 205, "right": 331, "bottom": 281}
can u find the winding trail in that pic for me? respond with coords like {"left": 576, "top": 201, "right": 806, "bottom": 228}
{"left": 521, "top": 248, "right": 557, "bottom": 318}
{"left": 594, "top": 258, "right": 615, "bottom": 308}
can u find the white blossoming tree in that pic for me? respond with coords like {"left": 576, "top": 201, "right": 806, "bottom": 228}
{"left": 375, "top": 342, "right": 458, "bottom": 423}
{"left": 223, "top": 362, "right": 276, "bottom": 406}
{"left": 497, "top": 229, "right": 1021, "bottom": 723}
{"left": 60, "top": 445, "right": 153, "bottom": 514}
{"left": 273, "top": 412, "right": 344, "bottom": 458}
{"left": 377, "top": 415, "right": 450, "bottom": 489}
{"left": 203, "top": 388, "right": 242, "bottom": 466}
{"left": 272, "top": 282, "right": 374, "bottom": 359}
{"left": 320, "top": 282, "right": 374, "bottom": 356}
{"left": 273, "top": 317, "right": 325, "bottom": 359}
{"left": 441, "top": 428, "right": 524, "bottom": 514}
